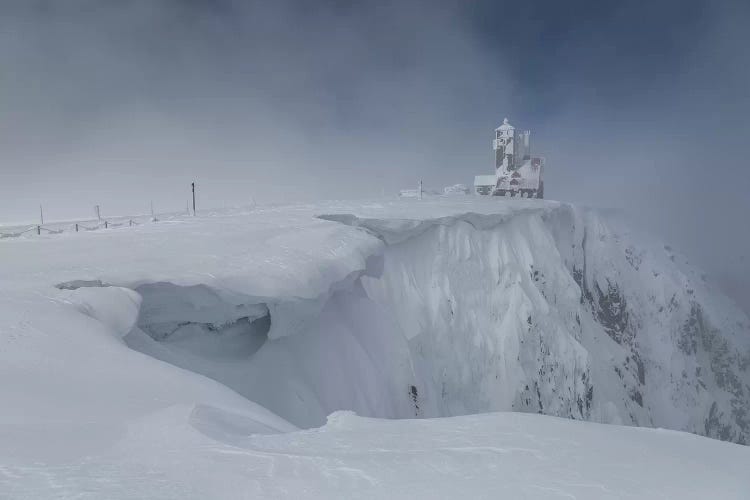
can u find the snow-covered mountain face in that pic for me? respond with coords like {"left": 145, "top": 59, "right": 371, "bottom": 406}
{"left": 80, "top": 200, "right": 746, "bottom": 444}
{"left": 315, "top": 206, "right": 750, "bottom": 443}
{"left": 1, "top": 199, "right": 747, "bottom": 447}
{"left": 544, "top": 207, "right": 750, "bottom": 443}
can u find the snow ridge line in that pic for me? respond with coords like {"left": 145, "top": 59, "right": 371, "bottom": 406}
{"left": 317, "top": 205, "right": 559, "bottom": 245}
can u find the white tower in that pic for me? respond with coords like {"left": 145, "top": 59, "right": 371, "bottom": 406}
{"left": 494, "top": 118, "right": 517, "bottom": 172}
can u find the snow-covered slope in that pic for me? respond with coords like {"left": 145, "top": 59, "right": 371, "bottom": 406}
{"left": 4, "top": 409, "right": 749, "bottom": 499}
{"left": 1, "top": 198, "right": 749, "bottom": 497}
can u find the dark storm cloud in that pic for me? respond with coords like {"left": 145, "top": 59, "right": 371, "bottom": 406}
{"left": 1, "top": 0, "right": 748, "bottom": 311}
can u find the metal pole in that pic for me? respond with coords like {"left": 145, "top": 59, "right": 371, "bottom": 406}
{"left": 76, "top": 223, "right": 79, "bottom": 232}
{"left": 39, "top": 205, "right": 44, "bottom": 225}
{"left": 419, "top": 180, "right": 423, "bottom": 200}
{"left": 37, "top": 225, "right": 40, "bottom": 235}
{"left": 104, "top": 221, "right": 108, "bottom": 229}
{"left": 191, "top": 182, "right": 196, "bottom": 216}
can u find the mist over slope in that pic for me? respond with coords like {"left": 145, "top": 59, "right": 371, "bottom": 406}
{"left": 2, "top": 198, "right": 747, "bottom": 444}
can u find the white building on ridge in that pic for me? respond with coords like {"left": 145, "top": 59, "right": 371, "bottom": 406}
{"left": 475, "top": 117, "right": 545, "bottom": 198}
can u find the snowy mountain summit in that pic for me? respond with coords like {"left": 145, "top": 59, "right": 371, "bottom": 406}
{"left": 1, "top": 197, "right": 748, "bottom": 498}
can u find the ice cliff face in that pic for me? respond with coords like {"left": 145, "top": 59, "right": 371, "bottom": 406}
{"left": 347, "top": 212, "right": 593, "bottom": 421}
{"left": 122, "top": 203, "right": 750, "bottom": 444}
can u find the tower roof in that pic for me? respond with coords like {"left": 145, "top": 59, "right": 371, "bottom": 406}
{"left": 495, "top": 117, "right": 514, "bottom": 132}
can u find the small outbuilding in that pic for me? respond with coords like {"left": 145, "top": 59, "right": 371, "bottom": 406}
{"left": 474, "top": 175, "right": 497, "bottom": 195}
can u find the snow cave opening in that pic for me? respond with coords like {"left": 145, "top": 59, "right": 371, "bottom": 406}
{"left": 127, "top": 282, "right": 271, "bottom": 362}
{"left": 123, "top": 276, "right": 426, "bottom": 429}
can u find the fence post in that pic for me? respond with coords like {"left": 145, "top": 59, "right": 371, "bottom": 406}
{"left": 129, "top": 219, "right": 133, "bottom": 227}
{"left": 37, "top": 225, "right": 40, "bottom": 235}
{"left": 76, "top": 223, "right": 79, "bottom": 232}
{"left": 104, "top": 221, "right": 108, "bottom": 229}
{"left": 192, "top": 182, "right": 196, "bottom": 216}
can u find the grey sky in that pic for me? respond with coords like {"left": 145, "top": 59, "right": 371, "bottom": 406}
{"left": 1, "top": 0, "right": 748, "bottom": 312}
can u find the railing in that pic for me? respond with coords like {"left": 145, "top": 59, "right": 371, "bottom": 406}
{"left": 0, "top": 217, "right": 147, "bottom": 240}
{"left": 0, "top": 204, "right": 263, "bottom": 240}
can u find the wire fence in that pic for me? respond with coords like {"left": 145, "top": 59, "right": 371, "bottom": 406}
{"left": 0, "top": 216, "right": 153, "bottom": 240}
{"left": 1, "top": 199, "right": 257, "bottom": 241}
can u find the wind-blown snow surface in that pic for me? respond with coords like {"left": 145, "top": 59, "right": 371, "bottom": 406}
{"left": 4, "top": 409, "right": 750, "bottom": 499}
{"left": 1, "top": 198, "right": 749, "bottom": 498}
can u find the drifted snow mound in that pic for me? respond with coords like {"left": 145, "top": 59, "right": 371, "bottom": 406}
{"left": 125, "top": 204, "right": 750, "bottom": 443}
{"left": 443, "top": 183, "right": 470, "bottom": 195}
